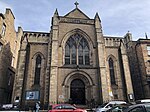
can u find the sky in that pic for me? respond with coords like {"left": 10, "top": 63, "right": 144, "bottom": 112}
{"left": 0, "top": 0, "right": 150, "bottom": 40}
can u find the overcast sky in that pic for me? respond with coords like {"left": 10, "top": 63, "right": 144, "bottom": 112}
{"left": 0, "top": 0, "right": 150, "bottom": 40}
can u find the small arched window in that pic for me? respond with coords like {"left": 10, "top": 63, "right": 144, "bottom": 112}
{"left": 65, "top": 34, "right": 90, "bottom": 65}
{"left": 34, "top": 55, "right": 41, "bottom": 85}
{"left": 108, "top": 58, "right": 116, "bottom": 85}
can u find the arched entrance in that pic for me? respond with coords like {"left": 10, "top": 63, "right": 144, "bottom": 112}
{"left": 70, "top": 79, "right": 85, "bottom": 104}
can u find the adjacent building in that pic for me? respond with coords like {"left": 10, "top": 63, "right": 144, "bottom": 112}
{"left": 127, "top": 38, "right": 150, "bottom": 100}
{"left": 0, "top": 9, "right": 20, "bottom": 104}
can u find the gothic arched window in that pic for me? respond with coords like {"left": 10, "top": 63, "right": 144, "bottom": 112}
{"left": 109, "top": 58, "right": 116, "bottom": 85}
{"left": 34, "top": 55, "right": 41, "bottom": 85}
{"left": 65, "top": 34, "right": 90, "bottom": 65}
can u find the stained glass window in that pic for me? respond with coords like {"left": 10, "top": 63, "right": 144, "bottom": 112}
{"left": 34, "top": 55, "right": 41, "bottom": 85}
{"left": 109, "top": 58, "right": 116, "bottom": 85}
{"left": 65, "top": 34, "right": 90, "bottom": 65}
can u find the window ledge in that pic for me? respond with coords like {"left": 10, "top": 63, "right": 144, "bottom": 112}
{"left": 61, "top": 64, "right": 93, "bottom": 69}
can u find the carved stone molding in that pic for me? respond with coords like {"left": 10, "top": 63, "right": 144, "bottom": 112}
{"left": 60, "top": 17, "right": 94, "bottom": 25}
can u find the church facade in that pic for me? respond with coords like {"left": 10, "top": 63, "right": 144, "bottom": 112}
{"left": 11, "top": 4, "right": 150, "bottom": 109}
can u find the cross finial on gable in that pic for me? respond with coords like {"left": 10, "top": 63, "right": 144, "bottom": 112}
{"left": 74, "top": 1, "right": 79, "bottom": 8}
{"left": 145, "top": 32, "right": 148, "bottom": 39}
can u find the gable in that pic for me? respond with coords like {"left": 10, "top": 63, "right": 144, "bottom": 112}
{"left": 64, "top": 8, "right": 90, "bottom": 19}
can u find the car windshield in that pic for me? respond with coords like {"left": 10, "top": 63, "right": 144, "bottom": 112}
{"left": 64, "top": 105, "right": 76, "bottom": 109}
{"left": 53, "top": 104, "right": 76, "bottom": 110}
{"left": 145, "top": 105, "right": 150, "bottom": 112}
{"left": 114, "top": 105, "right": 128, "bottom": 110}
{"left": 98, "top": 103, "right": 108, "bottom": 108}
{"left": 106, "top": 105, "right": 129, "bottom": 112}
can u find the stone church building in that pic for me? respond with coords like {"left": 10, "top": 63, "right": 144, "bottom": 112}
{"left": 11, "top": 3, "right": 149, "bottom": 108}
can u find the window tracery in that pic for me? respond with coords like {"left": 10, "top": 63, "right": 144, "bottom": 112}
{"left": 34, "top": 55, "right": 41, "bottom": 85}
{"left": 108, "top": 58, "right": 116, "bottom": 85}
{"left": 65, "top": 34, "right": 90, "bottom": 65}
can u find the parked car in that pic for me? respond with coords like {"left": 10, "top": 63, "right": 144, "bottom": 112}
{"left": 123, "top": 103, "right": 150, "bottom": 112}
{"left": 135, "top": 99, "right": 150, "bottom": 104}
{"left": 95, "top": 101, "right": 127, "bottom": 112}
{"left": 1, "top": 104, "right": 13, "bottom": 110}
{"left": 48, "top": 104, "right": 87, "bottom": 112}
{"left": 0, "top": 103, "right": 20, "bottom": 111}
{"left": 106, "top": 104, "right": 130, "bottom": 112}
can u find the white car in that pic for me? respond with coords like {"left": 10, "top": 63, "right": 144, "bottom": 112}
{"left": 95, "top": 101, "right": 127, "bottom": 112}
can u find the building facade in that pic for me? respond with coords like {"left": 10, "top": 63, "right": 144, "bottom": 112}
{"left": 11, "top": 5, "right": 138, "bottom": 109}
{"left": 127, "top": 38, "right": 150, "bottom": 100}
{"left": 136, "top": 39, "right": 150, "bottom": 98}
{"left": 0, "top": 9, "right": 20, "bottom": 104}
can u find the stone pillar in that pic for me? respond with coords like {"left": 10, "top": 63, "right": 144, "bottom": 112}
{"left": 44, "top": 40, "right": 51, "bottom": 105}
{"left": 49, "top": 9, "right": 59, "bottom": 104}
{"left": 120, "top": 42, "right": 134, "bottom": 101}
{"left": 12, "top": 36, "right": 28, "bottom": 106}
{"left": 95, "top": 13, "right": 109, "bottom": 102}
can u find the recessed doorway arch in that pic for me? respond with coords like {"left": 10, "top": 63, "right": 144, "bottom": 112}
{"left": 70, "top": 79, "right": 85, "bottom": 104}
{"left": 62, "top": 71, "right": 94, "bottom": 105}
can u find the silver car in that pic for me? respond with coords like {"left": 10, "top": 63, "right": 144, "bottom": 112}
{"left": 95, "top": 101, "right": 127, "bottom": 112}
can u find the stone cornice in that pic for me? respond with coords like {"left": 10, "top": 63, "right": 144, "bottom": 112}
{"left": 23, "top": 31, "right": 50, "bottom": 37}
{"left": 29, "top": 42, "right": 48, "bottom": 45}
{"left": 105, "top": 46, "right": 120, "bottom": 48}
{"left": 59, "top": 65, "right": 98, "bottom": 69}
{"left": 137, "top": 38, "right": 150, "bottom": 44}
{"left": 59, "top": 17, "right": 94, "bottom": 25}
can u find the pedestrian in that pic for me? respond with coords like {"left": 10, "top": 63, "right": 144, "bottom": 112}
{"left": 35, "top": 101, "right": 40, "bottom": 112}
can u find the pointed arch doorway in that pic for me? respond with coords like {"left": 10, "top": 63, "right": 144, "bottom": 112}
{"left": 70, "top": 79, "right": 85, "bottom": 104}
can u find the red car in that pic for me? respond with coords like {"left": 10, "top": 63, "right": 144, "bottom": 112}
{"left": 48, "top": 104, "right": 87, "bottom": 112}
